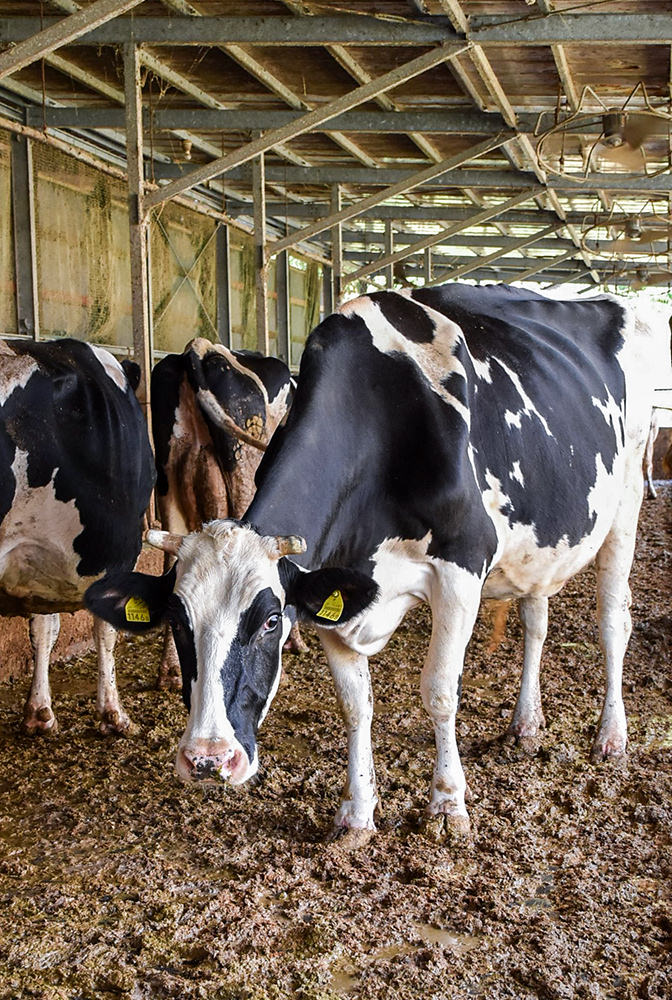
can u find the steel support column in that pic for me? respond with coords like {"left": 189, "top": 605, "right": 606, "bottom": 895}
{"left": 384, "top": 221, "right": 394, "bottom": 287}
{"left": 331, "top": 184, "right": 343, "bottom": 305}
{"left": 124, "top": 42, "right": 152, "bottom": 424}
{"left": 216, "top": 222, "right": 232, "bottom": 348}
{"left": 10, "top": 135, "right": 39, "bottom": 338}
{"left": 252, "top": 152, "right": 269, "bottom": 355}
{"left": 276, "top": 250, "right": 291, "bottom": 366}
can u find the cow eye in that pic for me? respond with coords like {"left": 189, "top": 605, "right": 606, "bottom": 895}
{"left": 262, "top": 613, "right": 280, "bottom": 633}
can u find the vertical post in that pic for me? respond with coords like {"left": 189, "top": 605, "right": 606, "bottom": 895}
{"left": 276, "top": 249, "right": 291, "bottom": 365}
{"left": 384, "top": 220, "right": 394, "bottom": 288}
{"left": 216, "top": 221, "right": 232, "bottom": 348}
{"left": 322, "top": 262, "right": 333, "bottom": 318}
{"left": 424, "top": 247, "right": 432, "bottom": 284}
{"left": 124, "top": 42, "right": 152, "bottom": 429}
{"left": 10, "top": 135, "right": 39, "bottom": 338}
{"left": 252, "top": 150, "right": 269, "bottom": 355}
{"left": 331, "top": 183, "right": 342, "bottom": 306}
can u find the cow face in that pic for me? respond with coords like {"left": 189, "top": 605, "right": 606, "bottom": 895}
{"left": 85, "top": 520, "right": 378, "bottom": 786}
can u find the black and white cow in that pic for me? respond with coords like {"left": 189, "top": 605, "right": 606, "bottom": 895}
{"left": 0, "top": 338, "right": 154, "bottom": 734}
{"left": 87, "top": 284, "right": 658, "bottom": 839}
{"left": 151, "top": 338, "right": 293, "bottom": 537}
{"left": 151, "top": 338, "right": 297, "bottom": 685}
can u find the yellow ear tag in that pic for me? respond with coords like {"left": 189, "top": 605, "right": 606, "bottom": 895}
{"left": 125, "top": 595, "right": 150, "bottom": 624}
{"left": 316, "top": 589, "right": 344, "bottom": 622}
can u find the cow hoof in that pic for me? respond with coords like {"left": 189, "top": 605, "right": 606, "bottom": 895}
{"left": 328, "top": 826, "right": 376, "bottom": 850}
{"left": 99, "top": 711, "right": 138, "bottom": 737}
{"left": 22, "top": 706, "right": 58, "bottom": 736}
{"left": 590, "top": 736, "right": 626, "bottom": 763}
{"left": 422, "top": 811, "right": 471, "bottom": 844}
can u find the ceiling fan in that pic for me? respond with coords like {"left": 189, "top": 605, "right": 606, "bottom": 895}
{"left": 580, "top": 201, "right": 672, "bottom": 259}
{"left": 535, "top": 83, "right": 672, "bottom": 182}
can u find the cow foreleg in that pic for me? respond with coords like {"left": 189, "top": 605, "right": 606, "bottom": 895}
{"left": 319, "top": 628, "right": 377, "bottom": 844}
{"left": 421, "top": 575, "right": 481, "bottom": 841}
{"left": 22, "top": 613, "right": 61, "bottom": 735}
{"left": 507, "top": 595, "right": 547, "bottom": 746}
{"left": 93, "top": 617, "right": 136, "bottom": 736}
{"left": 158, "top": 626, "right": 182, "bottom": 690}
{"left": 591, "top": 511, "right": 638, "bottom": 761}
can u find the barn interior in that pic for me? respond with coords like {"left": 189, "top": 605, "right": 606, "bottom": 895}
{"left": 0, "top": 5, "right": 670, "bottom": 999}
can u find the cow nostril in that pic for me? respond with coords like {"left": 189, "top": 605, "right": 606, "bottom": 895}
{"left": 182, "top": 747, "right": 240, "bottom": 782}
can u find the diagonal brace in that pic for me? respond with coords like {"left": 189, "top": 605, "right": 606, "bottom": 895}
{"left": 0, "top": 0, "right": 146, "bottom": 80}
{"left": 265, "top": 132, "right": 514, "bottom": 261}
{"left": 144, "top": 41, "right": 471, "bottom": 210}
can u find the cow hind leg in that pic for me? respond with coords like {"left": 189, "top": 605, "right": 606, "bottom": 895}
{"left": 319, "top": 628, "right": 377, "bottom": 847}
{"left": 506, "top": 595, "right": 548, "bottom": 748}
{"left": 421, "top": 573, "right": 481, "bottom": 842}
{"left": 94, "top": 617, "right": 137, "bottom": 736}
{"left": 22, "top": 613, "right": 61, "bottom": 735}
{"left": 591, "top": 485, "right": 641, "bottom": 762}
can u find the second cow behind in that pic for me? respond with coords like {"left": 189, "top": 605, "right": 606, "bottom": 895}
{"left": 151, "top": 338, "right": 298, "bottom": 685}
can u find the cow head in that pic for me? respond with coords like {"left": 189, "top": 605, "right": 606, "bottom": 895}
{"left": 85, "top": 520, "right": 378, "bottom": 785}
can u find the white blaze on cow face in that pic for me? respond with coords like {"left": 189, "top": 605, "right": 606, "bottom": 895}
{"left": 166, "top": 521, "right": 292, "bottom": 786}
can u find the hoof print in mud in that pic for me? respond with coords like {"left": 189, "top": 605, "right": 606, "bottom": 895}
{"left": 421, "top": 812, "right": 471, "bottom": 844}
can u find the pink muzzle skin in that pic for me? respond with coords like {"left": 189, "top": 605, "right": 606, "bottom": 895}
{"left": 176, "top": 741, "right": 250, "bottom": 785}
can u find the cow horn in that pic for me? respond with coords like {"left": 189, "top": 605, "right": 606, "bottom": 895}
{"left": 274, "top": 535, "right": 307, "bottom": 557}
{"left": 197, "top": 389, "right": 267, "bottom": 452}
{"left": 145, "top": 529, "right": 184, "bottom": 555}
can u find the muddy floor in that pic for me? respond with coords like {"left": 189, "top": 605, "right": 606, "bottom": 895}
{"left": 0, "top": 488, "right": 670, "bottom": 1000}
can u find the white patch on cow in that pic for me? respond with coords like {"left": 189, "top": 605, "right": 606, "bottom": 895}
{"left": 496, "top": 360, "right": 553, "bottom": 437}
{"left": 174, "top": 522, "right": 286, "bottom": 761}
{"left": 336, "top": 533, "right": 436, "bottom": 657}
{"left": 471, "top": 356, "right": 492, "bottom": 384}
{"left": 0, "top": 448, "right": 91, "bottom": 603}
{"left": 338, "top": 293, "right": 470, "bottom": 425}
{"left": 505, "top": 409, "right": 522, "bottom": 430}
{"left": 510, "top": 461, "right": 524, "bottom": 487}
{"left": 0, "top": 343, "right": 38, "bottom": 406}
{"left": 87, "top": 344, "right": 128, "bottom": 391}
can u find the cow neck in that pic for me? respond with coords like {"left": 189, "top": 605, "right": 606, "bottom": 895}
{"left": 244, "top": 341, "right": 376, "bottom": 573}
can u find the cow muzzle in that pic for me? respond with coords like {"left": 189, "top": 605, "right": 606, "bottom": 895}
{"left": 176, "top": 740, "right": 251, "bottom": 785}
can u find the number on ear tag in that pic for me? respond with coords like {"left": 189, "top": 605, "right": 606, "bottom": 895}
{"left": 125, "top": 595, "right": 150, "bottom": 623}
{"left": 316, "top": 589, "right": 344, "bottom": 622}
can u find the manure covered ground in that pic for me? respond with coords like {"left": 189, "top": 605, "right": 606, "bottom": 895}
{"left": 0, "top": 488, "right": 670, "bottom": 1000}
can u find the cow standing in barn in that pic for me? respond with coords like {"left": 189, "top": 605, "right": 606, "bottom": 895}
{"left": 88, "top": 285, "right": 659, "bottom": 842}
{"left": 151, "top": 338, "right": 298, "bottom": 687}
{"left": 0, "top": 339, "right": 154, "bottom": 735}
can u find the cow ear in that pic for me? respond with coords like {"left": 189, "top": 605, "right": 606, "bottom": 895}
{"left": 282, "top": 564, "right": 379, "bottom": 627}
{"left": 85, "top": 565, "right": 177, "bottom": 633}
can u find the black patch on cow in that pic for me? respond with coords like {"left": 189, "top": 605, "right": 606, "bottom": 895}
{"left": 84, "top": 565, "right": 177, "bottom": 633}
{"left": 121, "top": 359, "right": 141, "bottom": 392}
{"left": 279, "top": 560, "right": 379, "bottom": 625}
{"left": 151, "top": 353, "right": 186, "bottom": 497}
{"left": 166, "top": 593, "right": 197, "bottom": 711}
{"left": 222, "top": 587, "right": 284, "bottom": 762}
{"left": 248, "top": 284, "right": 633, "bottom": 580}
{"left": 368, "top": 291, "right": 436, "bottom": 343}
{"left": 411, "top": 284, "right": 628, "bottom": 548}
{"left": 232, "top": 350, "right": 292, "bottom": 406}
{"left": 2, "top": 339, "right": 155, "bottom": 582}
{"left": 250, "top": 308, "right": 498, "bottom": 577}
